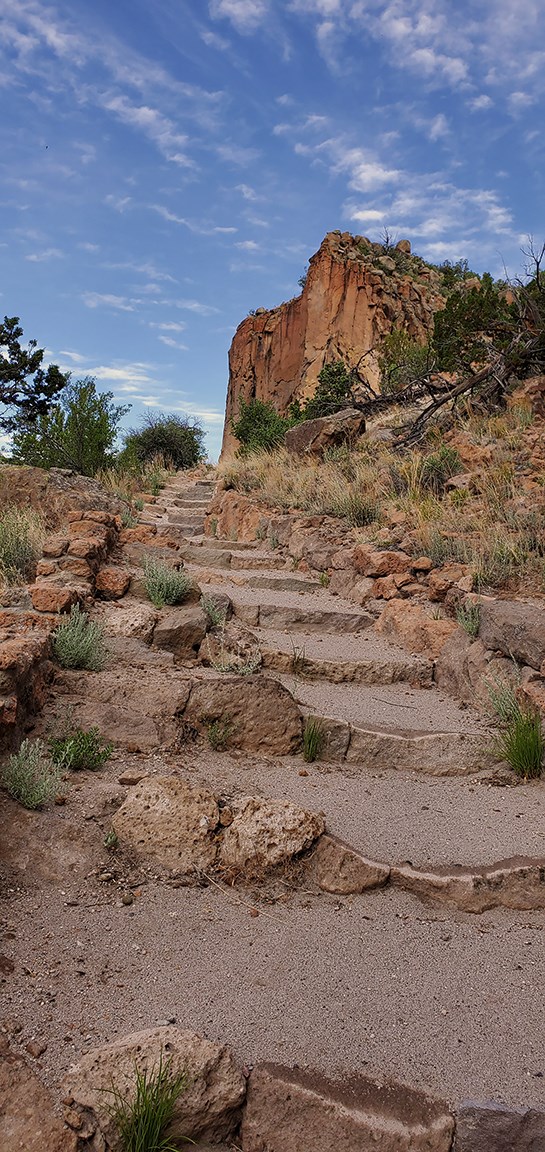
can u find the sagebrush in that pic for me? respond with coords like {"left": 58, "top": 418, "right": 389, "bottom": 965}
{"left": 52, "top": 604, "right": 108, "bottom": 671}
{"left": 143, "top": 556, "right": 193, "bottom": 609}
{"left": 2, "top": 739, "right": 63, "bottom": 809}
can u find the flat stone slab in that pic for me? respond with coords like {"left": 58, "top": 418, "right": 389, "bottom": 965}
{"left": 242, "top": 1064, "right": 454, "bottom": 1152}
{"left": 391, "top": 855, "right": 545, "bottom": 912}
{"left": 455, "top": 1100, "right": 545, "bottom": 1151}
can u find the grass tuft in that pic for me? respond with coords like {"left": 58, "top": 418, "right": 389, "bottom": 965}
{"left": 487, "top": 676, "right": 544, "bottom": 780}
{"left": 205, "top": 716, "right": 235, "bottom": 751}
{"left": 106, "top": 1052, "right": 190, "bottom": 1152}
{"left": 143, "top": 556, "right": 193, "bottom": 609}
{"left": 302, "top": 716, "right": 326, "bottom": 763}
{"left": 455, "top": 600, "right": 480, "bottom": 638}
{"left": 200, "top": 595, "right": 227, "bottom": 628}
{"left": 0, "top": 507, "right": 44, "bottom": 586}
{"left": 2, "top": 739, "right": 63, "bottom": 809}
{"left": 49, "top": 724, "right": 113, "bottom": 771}
{"left": 52, "top": 604, "right": 109, "bottom": 670}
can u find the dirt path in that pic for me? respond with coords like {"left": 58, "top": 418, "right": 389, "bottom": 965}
{"left": 1, "top": 470, "right": 545, "bottom": 1122}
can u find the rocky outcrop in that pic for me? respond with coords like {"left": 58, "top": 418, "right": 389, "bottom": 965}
{"left": 285, "top": 408, "right": 366, "bottom": 456}
{"left": 222, "top": 232, "right": 444, "bottom": 455}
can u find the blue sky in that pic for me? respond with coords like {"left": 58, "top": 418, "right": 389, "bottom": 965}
{"left": 1, "top": 0, "right": 544, "bottom": 460}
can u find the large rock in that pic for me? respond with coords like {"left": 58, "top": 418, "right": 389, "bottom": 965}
{"left": 220, "top": 796, "right": 324, "bottom": 874}
{"left": 285, "top": 409, "right": 366, "bottom": 456}
{"left": 112, "top": 776, "right": 220, "bottom": 874}
{"left": 241, "top": 1064, "right": 454, "bottom": 1152}
{"left": 221, "top": 231, "right": 444, "bottom": 455}
{"left": 478, "top": 599, "right": 545, "bottom": 670}
{"left": 63, "top": 1027, "right": 246, "bottom": 1149}
{"left": 183, "top": 674, "right": 302, "bottom": 754}
{"left": 0, "top": 1036, "right": 77, "bottom": 1152}
{"left": 152, "top": 604, "right": 208, "bottom": 662}
{"left": 455, "top": 1100, "right": 545, "bottom": 1151}
{"left": 374, "top": 600, "right": 457, "bottom": 660}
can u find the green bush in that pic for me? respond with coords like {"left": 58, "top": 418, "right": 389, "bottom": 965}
{"left": 206, "top": 716, "right": 235, "bottom": 751}
{"left": 2, "top": 739, "right": 63, "bottom": 809}
{"left": 122, "top": 413, "right": 205, "bottom": 470}
{"left": 49, "top": 725, "right": 113, "bottom": 771}
{"left": 294, "top": 361, "right": 353, "bottom": 421}
{"left": 11, "top": 377, "right": 129, "bottom": 476}
{"left": 106, "top": 1052, "right": 189, "bottom": 1152}
{"left": 200, "top": 595, "right": 226, "bottom": 628}
{"left": 232, "top": 397, "right": 292, "bottom": 455}
{"left": 52, "top": 604, "right": 108, "bottom": 671}
{"left": 419, "top": 445, "right": 462, "bottom": 494}
{"left": 0, "top": 507, "right": 43, "bottom": 585}
{"left": 143, "top": 556, "right": 193, "bottom": 609}
{"left": 378, "top": 328, "right": 432, "bottom": 394}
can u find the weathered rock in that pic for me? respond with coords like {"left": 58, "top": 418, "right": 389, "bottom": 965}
{"left": 63, "top": 1027, "right": 246, "bottom": 1148}
{"left": 479, "top": 598, "right": 545, "bottom": 670}
{"left": 0, "top": 466, "right": 124, "bottom": 528}
{"left": 374, "top": 600, "right": 456, "bottom": 660}
{"left": 454, "top": 1100, "right": 545, "bottom": 1151}
{"left": 112, "top": 776, "right": 220, "bottom": 874}
{"left": 0, "top": 1035, "right": 77, "bottom": 1152}
{"left": 96, "top": 602, "right": 158, "bottom": 643}
{"left": 183, "top": 674, "right": 302, "bottom": 754}
{"left": 42, "top": 534, "right": 69, "bottom": 557}
{"left": 241, "top": 1063, "right": 454, "bottom": 1152}
{"left": 29, "top": 584, "right": 80, "bottom": 614}
{"left": 347, "top": 726, "right": 487, "bottom": 775}
{"left": 312, "top": 834, "right": 390, "bottom": 894}
{"left": 353, "top": 547, "right": 411, "bottom": 578}
{"left": 220, "top": 796, "right": 324, "bottom": 874}
{"left": 201, "top": 620, "right": 262, "bottom": 673}
{"left": 152, "top": 605, "right": 208, "bottom": 662}
{"left": 391, "top": 856, "right": 545, "bottom": 912}
{"left": 285, "top": 409, "right": 366, "bottom": 456}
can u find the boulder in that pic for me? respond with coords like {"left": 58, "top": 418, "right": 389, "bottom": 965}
{"left": 311, "top": 834, "right": 390, "bottom": 894}
{"left": 152, "top": 605, "right": 208, "bottom": 662}
{"left": 112, "top": 776, "right": 220, "bottom": 874}
{"left": 374, "top": 600, "right": 456, "bottom": 660}
{"left": 200, "top": 620, "right": 262, "bottom": 673}
{"left": 285, "top": 409, "right": 366, "bottom": 456}
{"left": 455, "top": 1100, "right": 545, "bottom": 1151}
{"left": 0, "top": 1036, "right": 77, "bottom": 1152}
{"left": 29, "top": 584, "right": 80, "bottom": 614}
{"left": 63, "top": 1026, "right": 246, "bottom": 1149}
{"left": 241, "top": 1064, "right": 454, "bottom": 1152}
{"left": 96, "top": 602, "right": 158, "bottom": 642}
{"left": 183, "top": 674, "right": 302, "bottom": 754}
{"left": 478, "top": 599, "right": 545, "bottom": 671}
{"left": 220, "top": 796, "right": 324, "bottom": 875}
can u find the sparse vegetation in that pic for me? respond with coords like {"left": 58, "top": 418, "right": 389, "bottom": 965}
{"left": 49, "top": 719, "right": 113, "bottom": 771}
{"left": 455, "top": 600, "right": 481, "bottom": 638}
{"left": 200, "top": 595, "right": 227, "bottom": 628}
{"left": 205, "top": 716, "right": 235, "bottom": 751}
{"left": 303, "top": 716, "right": 326, "bottom": 762}
{"left": 2, "top": 739, "right": 63, "bottom": 809}
{"left": 0, "top": 506, "right": 44, "bottom": 586}
{"left": 142, "top": 556, "right": 193, "bottom": 609}
{"left": 232, "top": 397, "right": 292, "bottom": 455}
{"left": 52, "top": 604, "right": 109, "bottom": 671}
{"left": 487, "top": 676, "right": 544, "bottom": 780}
{"left": 106, "top": 1053, "right": 189, "bottom": 1152}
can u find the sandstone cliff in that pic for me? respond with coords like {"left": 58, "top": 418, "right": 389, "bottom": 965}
{"left": 221, "top": 231, "right": 445, "bottom": 456}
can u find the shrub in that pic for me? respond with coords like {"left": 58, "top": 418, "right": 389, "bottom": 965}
{"left": 294, "top": 360, "right": 353, "bottom": 421}
{"left": 303, "top": 716, "right": 326, "bottom": 762}
{"left": 123, "top": 413, "right": 205, "bottom": 470}
{"left": 106, "top": 1052, "right": 189, "bottom": 1152}
{"left": 487, "top": 676, "right": 544, "bottom": 780}
{"left": 0, "top": 507, "right": 44, "bottom": 585}
{"left": 232, "top": 397, "right": 291, "bottom": 455}
{"left": 52, "top": 604, "right": 108, "bottom": 671}
{"left": 205, "top": 716, "right": 235, "bottom": 751}
{"left": 11, "top": 377, "right": 129, "bottom": 476}
{"left": 49, "top": 724, "right": 113, "bottom": 771}
{"left": 378, "top": 328, "right": 432, "bottom": 394}
{"left": 200, "top": 595, "right": 226, "bottom": 628}
{"left": 143, "top": 556, "right": 193, "bottom": 609}
{"left": 2, "top": 739, "right": 63, "bottom": 809}
{"left": 455, "top": 601, "right": 480, "bottom": 638}
{"left": 419, "top": 445, "right": 462, "bottom": 494}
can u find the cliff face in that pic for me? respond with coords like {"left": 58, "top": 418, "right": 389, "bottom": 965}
{"left": 221, "top": 231, "right": 445, "bottom": 455}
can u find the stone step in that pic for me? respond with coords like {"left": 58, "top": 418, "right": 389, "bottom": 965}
{"left": 181, "top": 546, "right": 287, "bottom": 572}
{"left": 191, "top": 536, "right": 260, "bottom": 551}
{"left": 231, "top": 599, "right": 374, "bottom": 633}
{"left": 258, "top": 627, "right": 432, "bottom": 687}
{"left": 243, "top": 574, "right": 322, "bottom": 593}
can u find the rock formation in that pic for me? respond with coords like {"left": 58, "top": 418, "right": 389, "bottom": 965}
{"left": 221, "top": 231, "right": 444, "bottom": 455}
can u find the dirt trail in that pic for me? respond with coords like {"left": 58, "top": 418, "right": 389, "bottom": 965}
{"left": 1, "top": 470, "right": 545, "bottom": 1121}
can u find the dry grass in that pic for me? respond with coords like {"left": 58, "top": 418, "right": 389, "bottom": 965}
{"left": 0, "top": 506, "right": 44, "bottom": 589}
{"left": 219, "top": 405, "right": 545, "bottom": 594}
{"left": 97, "top": 454, "right": 174, "bottom": 503}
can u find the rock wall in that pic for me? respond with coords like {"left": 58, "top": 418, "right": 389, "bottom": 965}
{"left": 221, "top": 231, "right": 444, "bottom": 455}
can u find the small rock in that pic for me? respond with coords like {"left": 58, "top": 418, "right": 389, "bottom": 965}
{"left": 26, "top": 1039, "right": 47, "bottom": 1058}
{"left": 121, "top": 892, "right": 134, "bottom": 906}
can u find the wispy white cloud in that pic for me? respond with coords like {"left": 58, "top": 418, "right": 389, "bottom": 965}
{"left": 25, "top": 246, "right": 63, "bottom": 261}
{"left": 235, "top": 239, "right": 260, "bottom": 250}
{"left": 105, "top": 194, "right": 132, "bottom": 212}
{"left": 82, "top": 292, "right": 135, "bottom": 312}
{"left": 158, "top": 335, "right": 189, "bottom": 349}
{"left": 216, "top": 142, "right": 260, "bottom": 166}
{"left": 209, "top": 0, "right": 270, "bottom": 35}
{"left": 101, "top": 94, "right": 194, "bottom": 167}
{"left": 150, "top": 204, "right": 237, "bottom": 235}
{"left": 468, "top": 94, "right": 494, "bottom": 112}
{"left": 174, "top": 299, "right": 220, "bottom": 316}
{"left": 149, "top": 321, "right": 187, "bottom": 332}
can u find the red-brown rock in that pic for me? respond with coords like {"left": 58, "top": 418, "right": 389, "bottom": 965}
{"left": 29, "top": 585, "right": 79, "bottom": 614}
{"left": 95, "top": 566, "right": 131, "bottom": 600}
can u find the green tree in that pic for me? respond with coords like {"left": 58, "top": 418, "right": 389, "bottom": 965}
{"left": 432, "top": 274, "right": 516, "bottom": 372}
{"left": 293, "top": 361, "right": 353, "bottom": 421}
{"left": 378, "top": 328, "right": 433, "bottom": 394}
{"left": 11, "top": 377, "right": 129, "bottom": 476}
{"left": 121, "top": 413, "right": 205, "bottom": 469}
{"left": 0, "top": 316, "right": 67, "bottom": 431}
{"left": 232, "top": 397, "right": 291, "bottom": 454}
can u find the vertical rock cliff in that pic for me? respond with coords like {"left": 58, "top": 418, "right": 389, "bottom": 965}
{"left": 221, "top": 231, "right": 445, "bottom": 456}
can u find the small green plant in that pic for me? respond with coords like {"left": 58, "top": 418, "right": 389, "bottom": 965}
{"left": 106, "top": 1052, "right": 189, "bottom": 1152}
{"left": 104, "top": 827, "right": 119, "bottom": 850}
{"left": 205, "top": 716, "right": 235, "bottom": 751}
{"left": 291, "top": 641, "right": 306, "bottom": 676}
{"left": 268, "top": 533, "right": 279, "bottom": 550}
{"left": 148, "top": 472, "right": 164, "bottom": 497}
{"left": 487, "top": 676, "right": 544, "bottom": 779}
{"left": 303, "top": 716, "right": 326, "bottom": 763}
{"left": 52, "top": 604, "right": 108, "bottom": 671}
{"left": 455, "top": 600, "right": 480, "bottom": 638}
{"left": 49, "top": 725, "right": 113, "bottom": 771}
{"left": 319, "top": 570, "right": 330, "bottom": 587}
{"left": 255, "top": 524, "right": 266, "bottom": 541}
{"left": 330, "top": 492, "right": 382, "bottom": 527}
{"left": 143, "top": 556, "right": 193, "bottom": 609}
{"left": 209, "top": 516, "right": 218, "bottom": 537}
{"left": 419, "top": 445, "right": 462, "bottom": 494}
{"left": 0, "top": 507, "right": 44, "bottom": 585}
{"left": 2, "top": 739, "right": 63, "bottom": 809}
{"left": 134, "top": 498, "right": 144, "bottom": 512}
{"left": 200, "top": 595, "right": 226, "bottom": 628}
{"left": 121, "top": 509, "right": 139, "bottom": 528}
